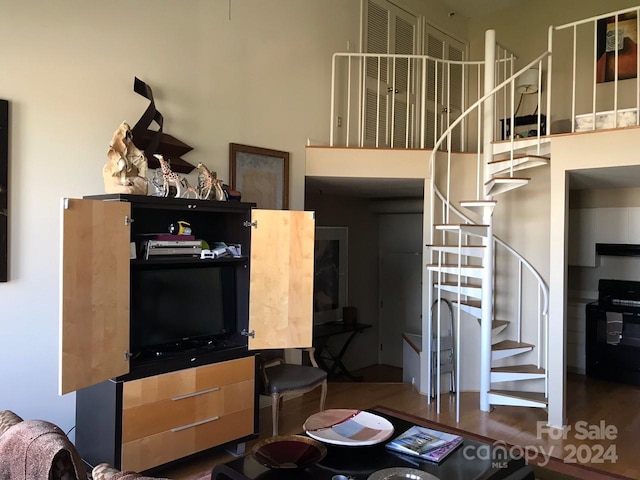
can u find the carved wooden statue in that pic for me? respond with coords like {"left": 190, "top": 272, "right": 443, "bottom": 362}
{"left": 196, "top": 162, "right": 226, "bottom": 201}
{"left": 103, "top": 122, "right": 148, "bottom": 195}
{"left": 155, "top": 154, "right": 198, "bottom": 198}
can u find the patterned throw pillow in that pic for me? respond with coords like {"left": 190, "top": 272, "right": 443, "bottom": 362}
{"left": 91, "top": 463, "right": 120, "bottom": 480}
{"left": 0, "top": 410, "right": 23, "bottom": 436}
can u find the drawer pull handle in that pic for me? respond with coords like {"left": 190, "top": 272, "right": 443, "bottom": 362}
{"left": 171, "top": 416, "right": 220, "bottom": 432}
{"left": 171, "top": 386, "right": 220, "bottom": 401}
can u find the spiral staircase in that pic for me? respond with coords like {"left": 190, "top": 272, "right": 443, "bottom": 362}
{"left": 425, "top": 45, "right": 551, "bottom": 421}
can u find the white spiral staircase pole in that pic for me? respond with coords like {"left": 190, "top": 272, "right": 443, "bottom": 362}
{"left": 480, "top": 29, "right": 496, "bottom": 412}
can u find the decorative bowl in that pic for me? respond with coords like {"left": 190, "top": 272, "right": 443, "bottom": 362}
{"left": 251, "top": 434, "right": 327, "bottom": 469}
{"left": 304, "top": 409, "right": 395, "bottom": 446}
{"left": 367, "top": 467, "right": 441, "bottom": 480}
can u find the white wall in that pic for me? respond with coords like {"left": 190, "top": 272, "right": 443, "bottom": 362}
{"left": 549, "top": 128, "right": 640, "bottom": 427}
{"left": 0, "top": 0, "right": 360, "bottom": 436}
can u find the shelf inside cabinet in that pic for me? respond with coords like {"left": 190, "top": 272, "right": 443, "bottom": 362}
{"left": 131, "top": 256, "right": 248, "bottom": 268}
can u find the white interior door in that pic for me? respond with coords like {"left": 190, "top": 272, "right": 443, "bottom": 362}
{"left": 364, "top": 0, "right": 417, "bottom": 148}
{"left": 379, "top": 252, "right": 422, "bottom": 368}
{"left": 424, "top": 24, "right": 466, "bottom": 151}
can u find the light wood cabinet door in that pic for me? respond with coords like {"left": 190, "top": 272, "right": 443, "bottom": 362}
{"left": 59, "top": 198, "right": 131, "bottom": 394}
{"left": 248, "top": 209, "right": 315, "bottom": 349}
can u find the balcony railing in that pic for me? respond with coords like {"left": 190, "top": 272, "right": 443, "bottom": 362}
{"left": 329, "top": 47, "right": 517, "bottom": 151}
{"left": 548, "top": 6, "right": 640, "bottom": 133}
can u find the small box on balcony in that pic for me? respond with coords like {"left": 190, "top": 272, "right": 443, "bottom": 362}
{"left": 574, "top": 108, "right": 638, "bottom": 132}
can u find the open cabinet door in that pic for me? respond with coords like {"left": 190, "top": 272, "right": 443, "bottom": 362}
{"left": 248, "top": 209, "right": 314, "bottom": 350}
{"left": 59, "top": 198, "right": 131, "bottom": 394}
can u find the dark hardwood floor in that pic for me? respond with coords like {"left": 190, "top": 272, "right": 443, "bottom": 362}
{"left": 155, "top": 371, "right": 640, "bottom": 479}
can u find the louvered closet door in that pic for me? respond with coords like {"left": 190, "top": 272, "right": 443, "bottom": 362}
{"left": 424, "top": 24, "right": 466, "bottom": 151}
{"left": 364, "top": 0, "right": 417, "bottom": 148}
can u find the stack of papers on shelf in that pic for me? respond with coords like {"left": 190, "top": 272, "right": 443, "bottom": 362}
{"left": 385, "top": 425, "right": 463, "bottom": 463}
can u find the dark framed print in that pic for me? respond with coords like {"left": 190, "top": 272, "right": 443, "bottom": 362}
{"left": 229, "top": 143, "right": 289, "bottom": 209}
{"left": 597, "top": 13, "right": 638, "bottom": 83}
{"left": 0, "top": 100, "right": 7, "bottom": 282}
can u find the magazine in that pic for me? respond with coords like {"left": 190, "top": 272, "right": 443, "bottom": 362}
{"left": 385, "top": 425, "right": 463, "bottom": 463}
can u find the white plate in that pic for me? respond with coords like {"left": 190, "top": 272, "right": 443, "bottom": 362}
{"left": 303, "top": 409, "right": 395, "bottom": 446}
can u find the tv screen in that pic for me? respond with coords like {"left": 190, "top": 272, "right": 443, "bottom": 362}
{"left": 130, "top": 264, "right": 237, "bottom": 355}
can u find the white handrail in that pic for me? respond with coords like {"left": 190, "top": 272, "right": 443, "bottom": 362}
{"left": 428, "top": 51, "right": 551, "bottom": 229}
{"left": 550, "top": 6, "right": 640, "bottom": 133}
{"left": 432, "top": 186, "right": 550, "bottom": 317}
{"left": 428, "top": 54, "right": 551, "bottom": 416}
{"left": 330, "top": 52, "right": 516, "bottom": 148}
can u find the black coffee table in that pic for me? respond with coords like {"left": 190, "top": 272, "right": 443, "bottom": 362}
{"left": 211, "top": 407, "right": 533, "bottom": 480}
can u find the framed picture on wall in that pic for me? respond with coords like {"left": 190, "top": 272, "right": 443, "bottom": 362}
{"left": 313, "top": 226, "right": 348, "bottom": 324}
{"left": 0, "top": 99, "right": 8, "bottom": 282}
{"left": 229, "top": 143, "right": 289, "bottom": 209}
{"left": 596, "top": 13, "right": 638, "bottom": 83}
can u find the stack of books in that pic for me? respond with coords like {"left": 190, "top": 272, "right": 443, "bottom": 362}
{"left": 138, "top": 234, "right": 202, "bottom": 259}
{"left": 385, "top": 425, "right": 463, "bottom": 463}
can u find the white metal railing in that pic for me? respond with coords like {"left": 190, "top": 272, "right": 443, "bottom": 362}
{"left": 329, "top": 46, "right": 552, "bottom": 419}
{"left": 549, "top": 6, "right": 640, "bottom": 133}
{"left": 329, "top": 52, "right": 522, "bottom": 150}
{"left": 432, "top": 53, "right": 550, "bottom": 223}
{"left": 426, "top": 57, "right": 551, "bottom": 420}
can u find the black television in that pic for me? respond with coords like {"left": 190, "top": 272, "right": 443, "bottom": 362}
{"left": 130, "top": 263, "right": 242, "bottom": 363}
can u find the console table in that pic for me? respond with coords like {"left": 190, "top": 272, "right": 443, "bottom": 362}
{"left": 313, "top": 322, "right": 372, "bottom": 381}
{"left": 210, "top": 406, "right": 533, "bottom": 480}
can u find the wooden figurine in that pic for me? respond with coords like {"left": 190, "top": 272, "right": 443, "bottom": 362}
{"left": 196, "top": 162, "right": 226, "bottom": 201}
{"left": 155, "top": 154, "right": 198, "bottom": 198}
{"left": 103, "top": 122, "right": 148, "bottom": 195}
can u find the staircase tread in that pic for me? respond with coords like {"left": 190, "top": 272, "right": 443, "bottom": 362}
{"left": 491, "top": 364, "right": 545, "bottom": 374}
{"left": 436, "top": 281, "right": 481, "bottom": 288}
{"left": 486, "top": 176, "right": 531, "bottom": 182}
{"left": 434, "top": 223, "right": 490, "bottom": 227}
{"left": 488, "top": 154, "right": 549, "bottom": 164}
{"left": 426, "top": 263, "right": 483, "bottom": 268}
{"left": 426, "top": 243, "right": 485, "bottom": 248}
{"left": 492, "top": 339, "right": 534, "bottom": 350}
{"left": 489, "top": 389, "right": 548, "bottom": 402}
{"left": 452, "top": 299, "right": 481, "bottom": 307}
{"left": 459, "top": 200, "right": 497, "bottom": 205}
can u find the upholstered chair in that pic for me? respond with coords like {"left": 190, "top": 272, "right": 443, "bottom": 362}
{"left": 258, "top": 347, "right": 328, "bottom": 436}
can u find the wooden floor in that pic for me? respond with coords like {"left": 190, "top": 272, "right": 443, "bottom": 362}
{"left": 156, "top": 371, "right": 640, "bottom": 479}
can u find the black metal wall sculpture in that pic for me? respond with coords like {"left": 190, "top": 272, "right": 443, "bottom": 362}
{"left": 0, "top": 100, "right": 8, "bottom": 282}
{"left": 130, "top": 77, "right": 195, "bottom": 173}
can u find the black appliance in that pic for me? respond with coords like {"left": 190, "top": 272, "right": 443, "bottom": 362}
{"left": 586, "top": 279, "right": 640, "bottom": 384}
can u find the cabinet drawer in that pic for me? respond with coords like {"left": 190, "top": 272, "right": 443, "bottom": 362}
{"left": 121, "top": 408, "right": 254, "bottom": 472}
{"left": 122, "top": 356, "right": 254, "bottom": 408}
{"left": 122, "top": 379, "right": 253, "bottom": 442}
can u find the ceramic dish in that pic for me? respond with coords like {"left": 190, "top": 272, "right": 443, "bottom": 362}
{"left": 303, "top": 409, "right": 395, "bottom": 446}
{"left": 367, "top": 467, "right": 440, "bottom": 480}
{"left": 251, "top": 434, "right": 327, "bottom": 469}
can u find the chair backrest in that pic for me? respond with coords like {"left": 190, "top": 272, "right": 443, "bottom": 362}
{"left": 256, "top": 349, "right": 285, "bottom": 394}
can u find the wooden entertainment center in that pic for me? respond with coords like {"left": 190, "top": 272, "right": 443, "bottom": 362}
{"left": 59, "top": 194, "right": 314, "bottom": 472}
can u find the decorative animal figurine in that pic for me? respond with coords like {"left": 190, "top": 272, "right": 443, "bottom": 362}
{"left": 155, "top": 154, "right": 198, "bottom": 198}
{"left": 103, "top": 122, "right": 148, "bottom": 194}
{"left": 196, "top": 162, "right": 226, "bottom": 201}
